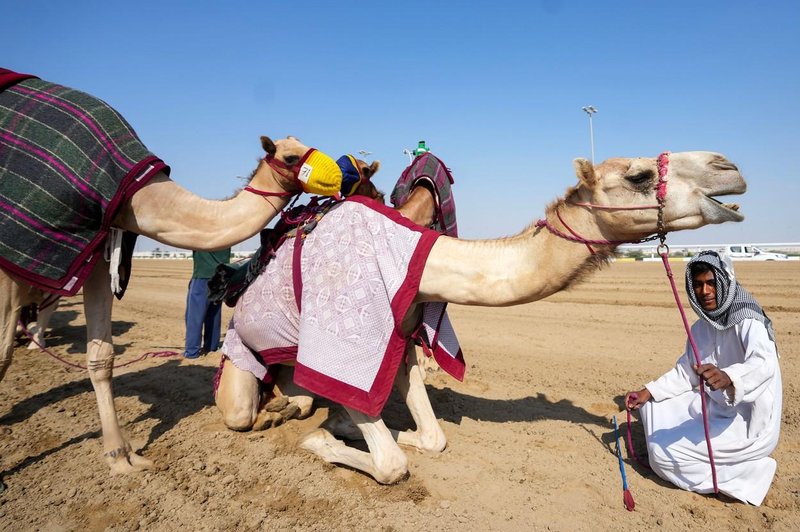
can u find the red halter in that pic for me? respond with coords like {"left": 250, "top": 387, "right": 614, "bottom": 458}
{"left": 244, "top": 149, "right": 318, "bottom": 199}
{"left": 535, "top": 152, "right": 670, "bottom": 254}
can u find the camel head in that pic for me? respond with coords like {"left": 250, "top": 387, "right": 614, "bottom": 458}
{"left": 258, "top": 136, "right": 313, "bottom": 194}
{"left": 570, "top": 151, "right": 746, "bottom": 241}
{"left": 349, "top": 158, "right": 384, "bottom": 203}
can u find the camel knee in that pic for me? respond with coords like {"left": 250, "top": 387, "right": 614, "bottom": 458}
{"left": 220, "top": 402, "right": 257, "bottom": 431}
{"left": 216, "top": 385, "right": 259, "bottom": 431}
{"left": 372, "top": 449, "right": 409, "bottom": 485}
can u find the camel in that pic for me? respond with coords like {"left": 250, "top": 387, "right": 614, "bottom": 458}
{"left": 215, "top": 176, "right": 436, "bottom": 431}
{"left": 0, "top": 69, "right": 335, "bottom": 473}
{"left": 0, "top": 122, "right": 384, "bottom": 491}
{"left": 216, "top": 150, "right": 746, "bottom": 484}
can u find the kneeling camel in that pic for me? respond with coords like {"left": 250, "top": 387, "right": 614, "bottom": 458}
{"left": 216, "top": 151, "right": 746, "bottom": 483}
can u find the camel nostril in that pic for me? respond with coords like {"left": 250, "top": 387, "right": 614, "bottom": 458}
{"left": 712, "top": 159, "right": 738, "bottom": 172}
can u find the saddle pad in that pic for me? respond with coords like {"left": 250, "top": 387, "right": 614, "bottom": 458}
{"left": 223, "top": 197, "right": 446, "bottom": 416}
{"left": 0, "top": 73, "right": 167, "bottom": 294}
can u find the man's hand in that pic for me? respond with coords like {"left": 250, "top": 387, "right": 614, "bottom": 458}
{"left": 625, "top": 388, "right": 652, "bottom": 410}
{"left": 695, "top": 364, "right": 733, "bottom": 392}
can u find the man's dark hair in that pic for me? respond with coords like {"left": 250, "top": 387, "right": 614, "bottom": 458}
{"left": 689, "top": 261, "right": 714, "bottom": 278}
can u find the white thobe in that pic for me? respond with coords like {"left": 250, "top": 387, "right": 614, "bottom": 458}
{"left": 641, "top": 318, "right": 781, "bottom": 506}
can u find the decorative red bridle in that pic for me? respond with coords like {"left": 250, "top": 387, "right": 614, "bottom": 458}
{"left": 243, "top": 149, "right": 319, "bottom": 199}
{"left": 535, "top": 152, "right": 671, "bottom": 255}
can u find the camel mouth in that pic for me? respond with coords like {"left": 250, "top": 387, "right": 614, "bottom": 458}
{"left": 704, "top": 194, "right": 745, "bottom": 222}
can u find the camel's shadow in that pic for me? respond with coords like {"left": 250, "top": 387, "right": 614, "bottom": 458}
{"left": 45, "top": 308, "right": 136, "bottom": 354}
{"left": 0, "top": 360, "right": 216, "bottom": 478}
{"left": 426, "top": 386, "right": 609, "bottom": 426}
{"left": 404, "top": 386, "right": 679, "bottom": 491}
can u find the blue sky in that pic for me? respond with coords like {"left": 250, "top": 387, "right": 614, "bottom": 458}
{"left": 4, "top": 1, "right": 799, "bottom": 251}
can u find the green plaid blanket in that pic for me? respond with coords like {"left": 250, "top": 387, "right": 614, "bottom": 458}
{"left": 0, "top": 74, "right": 168, "bottom": 295}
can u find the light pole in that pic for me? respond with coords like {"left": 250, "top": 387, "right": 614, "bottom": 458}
{"left": 581, "top": 105, "right": 598, "bottom": 164}
{"left": 402, "top": 148, "right": 414, "bottom": 164}
{"left": 358, "top": 150, "right": 372, "bottom": 160}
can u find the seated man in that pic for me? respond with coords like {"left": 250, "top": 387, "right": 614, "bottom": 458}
{"left": 625, "top": 251, "right": 782, "bottom": 506}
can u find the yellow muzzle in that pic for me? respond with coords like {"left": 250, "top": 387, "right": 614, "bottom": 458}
{"left": 296, "top": 149, "right": 343, "bottom": 198}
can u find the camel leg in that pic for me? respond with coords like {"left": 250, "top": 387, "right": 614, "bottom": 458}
{"left": 83, "top": 264, "right": 152, "bottom": 473}
{"left": 392, "top": 342, "right": 447, "bottom": 452}
{"left": 215, "top": 359, "right": 301, "bottom": 431}
{"left": 299, "top": 407, "right": 409, "bottom": 484}
{"left": 215, "top": 358, "right": 262, "bottom": 430}
{"left": 0, "top": 271, "right": 22, "bottom": 382}
{"left": 26, "top": 297, "right": 59, "bottom": 350}
{"left": 315, "top": 345, "right": 446, "bottom": 453}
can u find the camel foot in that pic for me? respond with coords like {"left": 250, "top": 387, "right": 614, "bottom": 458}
{"left": 106, "top": 448, "right": 154, "bottom": 474}
{"left": 289, "top": 394, "right": 314, "bottom": 419}
{"left": 25, "top": 325, "right": 44, "bottom": 350}
{"left": 253, "top": 395, "right": 300, "bottom": 431}
{"left": 26, "top": 339, "right": 43, "bottom": 350}
{"left": 396, "top": 428, "right": 448, "bottom": 453}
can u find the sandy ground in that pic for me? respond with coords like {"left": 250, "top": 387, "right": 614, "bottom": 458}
{"left": 1, "top": 259, "right": 797, "bottom": 531}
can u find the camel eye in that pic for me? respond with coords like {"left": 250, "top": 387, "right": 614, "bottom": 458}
{"left": 626, "top": 170, "right": 654, "bottom": 186}
{"left": 283, "top": 155, "right": 300, "bottom": 166}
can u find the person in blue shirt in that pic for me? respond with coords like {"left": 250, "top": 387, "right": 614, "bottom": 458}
{"left": 184, "top": 249, "right": 231, "bottom": 359}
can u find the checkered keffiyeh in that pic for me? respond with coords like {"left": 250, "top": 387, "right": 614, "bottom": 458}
{"left": 685, "top": 250, "right": 776, "bottom": 343}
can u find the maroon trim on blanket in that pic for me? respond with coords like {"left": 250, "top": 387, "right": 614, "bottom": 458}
{"left": 293, "top": 202, "right": 442, "bottom": 417}
{"left": 434, "top": 347, "right": 466, "bottom": 381}
{"left": 292, "top": 234, "right": 304, "bottom": 313}
{"left": 0, "top": 68, "right": 38, "bottom": 92}
{"left": 0, "top": 156, "right": 169, "bottom": 295}
{"left": 257, "top": 346, "right": 298, "bottom": 366}
{"left": 345, "top": 194, "right": 436, "bottom": 232}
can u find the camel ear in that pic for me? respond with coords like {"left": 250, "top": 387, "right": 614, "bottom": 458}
{"left": 363, "top": 160, "right": 381, "bottom": 179}
{"left": 573, "top": 158, "right": 596, "bottom": 187}
{"left": 260, "top": 136, "right": 277, "bottom": 157}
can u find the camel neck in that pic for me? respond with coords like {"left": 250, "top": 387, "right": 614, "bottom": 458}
{"left": 417, "top": 210, "right": 614, "bottom": 308}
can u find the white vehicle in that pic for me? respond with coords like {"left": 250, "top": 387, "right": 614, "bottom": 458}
{"left": 723, "top": 245, "right": 789, "bottom": 261}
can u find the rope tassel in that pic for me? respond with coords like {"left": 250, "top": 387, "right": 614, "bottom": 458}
{"left": 612, "top": 415, "right": 636, "bottom": 511}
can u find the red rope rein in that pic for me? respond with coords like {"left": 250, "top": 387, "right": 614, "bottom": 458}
{"left": 657, "top": 251, "right": 719, "bottom": 493}
{"left": 623, "top": 252, "right": 720, "bottom": 494}
{"left": 18, "top": 320, "right": 180, "bottom": 370}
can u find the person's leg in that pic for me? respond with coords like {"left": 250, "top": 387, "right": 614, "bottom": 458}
{"left": 183, "top": 279, "right": 206, "bottom": 358}
{"left": 203, "top": 299, "right": 222, "bottom": 353}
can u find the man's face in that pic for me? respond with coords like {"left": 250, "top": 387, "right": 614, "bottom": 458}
{"left": 692, "top": 270, "right": 717, "bottom": 311}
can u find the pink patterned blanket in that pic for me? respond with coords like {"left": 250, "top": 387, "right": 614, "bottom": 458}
{"left": 221, "top": 196, "right": 465, "bottom": 416}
